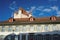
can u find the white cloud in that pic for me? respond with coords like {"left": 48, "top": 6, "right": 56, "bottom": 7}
{"left": 57, "top": 11, "right": 60, "bottom": 14}
{"left": 43, "top": 8, "right": 52, "bottom": 12}
{"left": 56, "top": 15, "right": 60, "bottom": 17}
{"left": 13, "top": 1, "right": 16, "bottom": 4}
{"left": 29, "top": 6, "right": 36, "bottom": 13}
{"left": 56, "top": 11, "right": 60, "bottom": 17}
{"left": 36, "top": 6, "right": 44, "bottom": 11}
{"left": 37, "top": 6, "right": 60, "bottom": 17}
{"left": 9, "top": 7, "right": 15, "bottom": 10}
{"left": 39, "top": 13, "right": 44, "bottom": 16}
{"left": 27, "top": 6, "right": 60, "bottom": 17}
{"left": 27, "top": 8, "right": 30, "bottom": 9}
{"left": 26, "top": 11, "right": 29, "bottom": 13}
{"left": 31, "top": 6, "right": 36, "bottom": 10}
{"left": 51, "top": 6, "right": 58, "bottom": 11}
{"left": 9, "top": 1, "right": 17, "bottom": 10}
{"left": 50, "top": 6, "right": 60, "bottom": 17}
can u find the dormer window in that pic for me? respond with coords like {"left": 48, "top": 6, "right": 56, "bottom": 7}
{"left": 9, "top": 18, "right": 15, "bottom": 22}
{"left": 50, "top": 16, "right": 57, "bottom": 21}
{"left": 30, "top": 18, "right": 34, "bottom": 21}
{"left": 29, "top": 17, "right": 35, "bottom": 22}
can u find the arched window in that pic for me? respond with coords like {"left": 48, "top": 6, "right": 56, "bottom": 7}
{"left": 52, "top": 34, "right": 59, "bottom": 40}
{"left": 4, "top": 34, "right": 16, "bottom": 40}
{"left": 44, "top": 34, "right": 51, "bottom": 40}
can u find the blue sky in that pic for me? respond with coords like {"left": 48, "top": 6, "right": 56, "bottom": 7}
{"left": 0, "top": 0, "right": 60, "bottom": 21}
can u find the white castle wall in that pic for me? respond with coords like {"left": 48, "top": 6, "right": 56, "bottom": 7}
{"left": 14, "top": 10, "right": 22, "bottom": 18}
{"left": 14, "top": 10, "right": 32, "bottom": 18}
{"left": 0, "top": 24, "right": 60, "bottom": 35}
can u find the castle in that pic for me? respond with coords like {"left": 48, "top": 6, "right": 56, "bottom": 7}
{"left": 0, "top": 8, "right": 60, "bottom": 40}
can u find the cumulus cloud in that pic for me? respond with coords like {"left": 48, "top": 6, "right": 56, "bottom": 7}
{"left": 50, "top": 6, "right": 60, "bottom": 17}
{"left": 57, "top": 15, "right": 60, "bottom": 17}
{"left": 39, "top": 13, "right": 44, "bottom": 16}
{"left": 51, "top": 6, "right": 60, "bottom": 17}
{"left": 57, "top": 11, "right": 60, "bottom": 14}
{"left": 43, "top": 8, "right": 52, "bottom": 12}
{"left": 27, "top": 6, "right": 60, "bottom": 17}
{"left": 35, "top": 6, "right": 52, "bottom": 12}
{"left": 36, "top": 6, "right": 44, "bottom": 11}
{"left": 30, "top": 6, "right": 36, "bottom": 11}
{"left": 27, "top": 8, "right": 30, "bottom": 10}
{"left": 9, "top": 1, "right": 18, "bottom": 17}
{"left": 28, "top": 6, "right": 36, "bottom": 13}
{"left": 9, "top": 1, "right": 18, "bottom": 10}
{"left": 56, "top": 11, "right": 60, "bottom": 17}
{"left": 51, "top": 6, "right": 58, "bottom": 11}
{"left": 40, "top": 6, "right": 60, "bottom": 17}
{"left": 26, "top": 11, "right": 29, "bottom": 13}
{"left": 26, "top": 6, "right": 36, "bottom": 14}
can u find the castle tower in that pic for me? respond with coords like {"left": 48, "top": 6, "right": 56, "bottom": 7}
{"left": 14, "top": 8, "right": 32, "bottom": 18}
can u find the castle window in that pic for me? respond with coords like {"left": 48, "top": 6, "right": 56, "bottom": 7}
{"left": 29, "top": 17, "right": 35, "bottom": 22}
{"left": 44, "top": 25, "right": 49, "bottom": 32}
{"left": 2, "top": 26, "right": 5, "bottom": 32}
{"left": 4, "top": 26, "right": 9, "bottom": 32}
{"left": 0, "top": 26, "right": 2, "bottom": 32}
{"left": 50, "top": 16, "right": 57, "bottom": 21}
{"left": 15, "top": 26, "right": 20, "bottom": 32}
{"left": 30, "top": 25, "right": 35, "bottom": 32}
{"left": 52, "top": 24, "right": 57, "bottom": 31}
{"left": 21, "top": 25, "right": 27, "bottom": 32}
{"left": 36, "top": 25, "right": 41, "bottom": 32}
{"left": 8, "top": 26, "right": 13, "bottom": 32}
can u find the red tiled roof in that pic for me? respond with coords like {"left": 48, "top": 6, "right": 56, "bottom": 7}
{"left": 0, "top": 16, "right": 60, "bottom": 25}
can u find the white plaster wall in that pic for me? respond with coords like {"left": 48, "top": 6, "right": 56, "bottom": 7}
{"left": 0, "top": 24, "right": 60, "bottom": 35}
{"left": 14, "top": 10, "right": 32, "bottom": 18}
{"left": 14, "top": 10, "right": 22, "bottom": 18}
{"left": 21, "top": 14, "right": 29, "bottom": 18}
{"left": 14, "top": 13, "right": 22, "bottom": 18}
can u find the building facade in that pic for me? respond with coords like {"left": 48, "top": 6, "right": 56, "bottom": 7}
{"left": 0, "top": 8, "right": 60, "bottom": 40}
